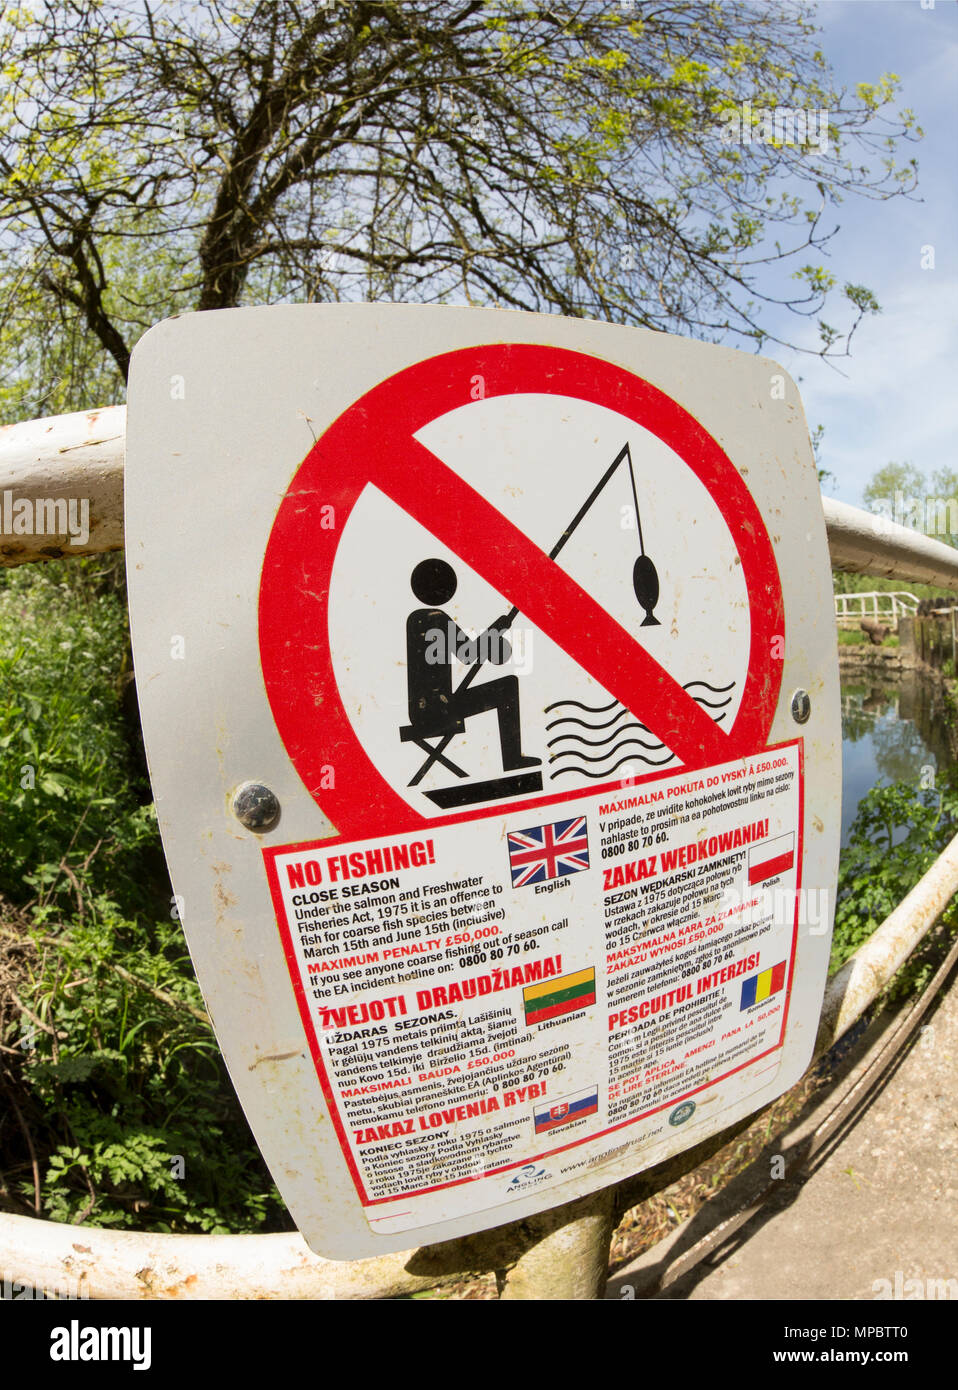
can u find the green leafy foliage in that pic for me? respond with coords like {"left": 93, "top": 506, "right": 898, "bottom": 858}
{"left": 0, "top": 559, "right": 291, "bottom": 1232}
{"left": 0, "top": 0, "right": 922, "bottom": 411}
{"left": 833, "top": 778, "right": 958, "bottom": 978}
{"left": 857, "top": 461, "right": 958, "bottom": 551}
{"left": 0, "top": 562, "right": 157, "bottom": 912}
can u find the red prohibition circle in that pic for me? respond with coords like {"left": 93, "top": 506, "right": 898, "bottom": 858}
{"left": 258, "top": 343, "right": 784, "bottom": 840}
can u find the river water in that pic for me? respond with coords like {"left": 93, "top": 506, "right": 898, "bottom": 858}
{"left": 840, "top": 668, "right": 953, "bottom": 847}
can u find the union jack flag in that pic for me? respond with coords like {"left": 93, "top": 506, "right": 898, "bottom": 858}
{"left": 507, "top": 816, "right": 590, "bottom": 888}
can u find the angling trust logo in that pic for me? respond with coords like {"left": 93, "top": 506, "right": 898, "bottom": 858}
{"left": 1, "top": 491, "right": 90, "bottom": 547}
{"left": 49, "top": 1320, "right": 151, "bottom": 1370}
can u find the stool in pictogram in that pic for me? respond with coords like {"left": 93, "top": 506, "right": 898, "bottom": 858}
{"left": 399, "top": 719, "right": 468, "bottom": 785}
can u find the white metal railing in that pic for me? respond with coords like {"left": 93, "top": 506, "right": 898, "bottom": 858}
{"left": 833, "top": 590, "right": 919, "bottom": 627}
{"left": 3, "top": 409, "right": 958, "bottom": 1299}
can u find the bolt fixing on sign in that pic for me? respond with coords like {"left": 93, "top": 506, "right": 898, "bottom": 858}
{"left": 791, "top": 689, "right": 811, "bottom": 724}
{"left": 232, "top": 782, "right": 282, "bottom": 832}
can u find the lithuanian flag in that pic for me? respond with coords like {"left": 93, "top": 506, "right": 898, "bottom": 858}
{"left": 524, "top": 967, "right": 595, "bottom": 1025}
{"left": 739, "top": 960, "right": 787, "bottom": 1010}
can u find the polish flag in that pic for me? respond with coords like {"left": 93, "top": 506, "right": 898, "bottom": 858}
{"left": 748, "top": 832, "right": 795, "bottom": 885}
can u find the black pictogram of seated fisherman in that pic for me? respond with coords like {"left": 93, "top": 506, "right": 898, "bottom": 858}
{"left": 404, "top": 558, "right": 541, "bottom": 779}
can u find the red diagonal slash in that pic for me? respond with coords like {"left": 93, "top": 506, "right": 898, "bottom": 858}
{"left": 382, "top": 435, "right": 728, "bottom": 767}
{"left": 259, "top": 342, "right": 784, "bottom": 838}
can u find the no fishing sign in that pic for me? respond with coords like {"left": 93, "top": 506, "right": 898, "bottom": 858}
{"left": 126, "top": 305, "right": 840, "bottom": 1259}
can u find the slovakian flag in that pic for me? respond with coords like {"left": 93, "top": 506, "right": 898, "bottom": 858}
{"left": 507, "top": 815, "right": 590, "bottom": 888}
{"left": 740, "top": 960, "right": 787, "bottom": 1010}
{"left": 747, "top": 832, "right": 795, "bottom": 885}
{"left": 524, "top": 967, "right": 596, "bottom": 1025}
{"left": 534, "top": 1086, "right": 599, "bottom": 1135}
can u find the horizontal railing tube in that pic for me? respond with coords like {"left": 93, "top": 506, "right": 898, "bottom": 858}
{"left": 4, "top": 409, "right": 958, "bottom": 592}
{"left": 0, "top": 1224, "right": 435, "bottom": 1301}
{"left": 0, "top": 406, "right": 125, "bottom": 566}
{"left": 823, "top": 496, "right": 958, "bottom": 590}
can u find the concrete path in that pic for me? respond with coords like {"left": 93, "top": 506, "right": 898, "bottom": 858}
{"left": 608, "top": 968, "right": 958, "bottom": 1301}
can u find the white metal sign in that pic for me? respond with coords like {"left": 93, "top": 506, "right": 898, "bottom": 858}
{"left": 125, "top": 304, "right": 840, "bottom": 1258}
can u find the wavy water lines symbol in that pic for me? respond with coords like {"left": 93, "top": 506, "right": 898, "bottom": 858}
{"left": 544, "top": 682, "right": 735, "bottom": 780}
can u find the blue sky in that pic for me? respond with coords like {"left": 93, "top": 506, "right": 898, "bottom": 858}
{"left": 766, "top": 0, "right": 957, "bottom": 506}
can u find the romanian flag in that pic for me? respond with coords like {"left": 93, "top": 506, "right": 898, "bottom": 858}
{"left": 740, "top": 960, "right": 787, "bottom": 1010}
{"left": 534, "top": 1087, "right": 599, "bottom": 1134}
{"left": 523, "top": 967, "right": 595, "bottom": 1025}
{"left": 748, "top": 832, "right": 795, "bottom": 885}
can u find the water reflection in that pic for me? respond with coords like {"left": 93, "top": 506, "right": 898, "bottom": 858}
{"left": 840, "top": 672, "right": 952, "bottom": 847}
